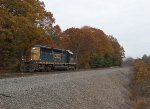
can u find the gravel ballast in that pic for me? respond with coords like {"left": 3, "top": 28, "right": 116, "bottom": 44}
{"left": 0, "top": 67, "right": 133, "bottom": 109}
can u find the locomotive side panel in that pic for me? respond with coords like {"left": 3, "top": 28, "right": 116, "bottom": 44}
{"left": 52, "top": 49, "right": 68, "bottom": 70}
{"left": 40, "top": 47, "right": 53, "bottom": 62}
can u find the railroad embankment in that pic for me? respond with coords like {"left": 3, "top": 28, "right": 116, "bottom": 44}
{"left": 0, "top": 67, "right": 133, "bottom": 109}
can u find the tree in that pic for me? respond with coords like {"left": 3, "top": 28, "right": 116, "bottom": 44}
{"left": 60, "top": 28, "right": 95, "bottom": 68}
{"left": 108, "top": 35, "right": 125, "bottom": 66}
{"left": 142, "top": 54, "right": 149, "bottom": 63}
{"left": 60, "top": 26, "right": 124, "bottom": 68}
{"left": 123, "top": 57, "right": 135, "bottom": 66}
{"left": 0, "top": 0, "right": 56, "bottom": 71}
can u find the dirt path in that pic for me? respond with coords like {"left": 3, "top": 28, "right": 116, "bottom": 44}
{"left": 0, "top": 67, "right": 133, "bottom": 109}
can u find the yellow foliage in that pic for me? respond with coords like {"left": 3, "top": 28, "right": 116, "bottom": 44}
{"left": 134, "top": 59, "right": 150, "bottom": 84}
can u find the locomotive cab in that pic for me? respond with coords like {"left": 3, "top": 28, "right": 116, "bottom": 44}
{"left": 31, "top": 47, "right": 40, "bottom": 61}
{"left": 20, "top": 46, "right": 41, "bottom": 72}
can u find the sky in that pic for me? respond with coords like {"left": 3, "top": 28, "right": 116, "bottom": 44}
{"left": 40, "top": 0, "right": 150, "bottom": 58}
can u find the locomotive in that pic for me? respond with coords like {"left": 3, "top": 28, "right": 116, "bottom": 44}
{"left": 20, "top": 45, "right": 76, "bottom": 72}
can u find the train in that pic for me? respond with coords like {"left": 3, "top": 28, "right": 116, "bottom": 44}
{"left": 20, "top": 45, "right": 77, "bottom": 72}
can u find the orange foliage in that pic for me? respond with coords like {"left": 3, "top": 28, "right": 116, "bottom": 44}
{"left": 60, "top": 28, "right": 95, "bottom": 68}
{"left": 134, "top": 59, "right": 149, "bottom": 84}
{"left": 59, "top": 26, "right": 125, "bottom": 68}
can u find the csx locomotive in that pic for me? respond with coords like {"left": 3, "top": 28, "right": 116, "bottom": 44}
{"left": 20, "top": 45, "right": 76, "bottom": 72}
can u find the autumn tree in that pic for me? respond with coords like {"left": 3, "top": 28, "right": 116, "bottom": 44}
{"left": 60, "top": 28, "right": 95, "bottom": 68}
{"left": 60, "top": 26, "right": 125, "bottom": 68}
{"left": 0, "top": 0, "right": 57, "bottom": 71}
{"left": 108, "top": 35, "right": 125, "bottom": 66}
{"left": 81, "top": 26, "right": 114, "bottom": 67}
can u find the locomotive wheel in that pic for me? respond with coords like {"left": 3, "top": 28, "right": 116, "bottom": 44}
{"left": 66, "top": 66, "right": 69, "bottom": 71}
{"left": 47, "top": 66, "right": 52, "bottom": 72}
{"left": 29, "top": 65, "right": 35, "bottom": 73}
{"left": 20, "top": 66, "right": 26, "bottom": 72}
{"left": 20, "top": 63, "right": 27, "bottom": 72}
{"left": 29, "top": 68, "right": 35, "bottom": 73}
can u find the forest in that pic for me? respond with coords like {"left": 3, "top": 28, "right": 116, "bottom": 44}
{"left": 0, "top": 0, "right": 125, "bottom": 72}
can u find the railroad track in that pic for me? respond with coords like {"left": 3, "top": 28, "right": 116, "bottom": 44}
{"left": 0, "top": 70, "right": 75, "bottom": 79}
{"left": 0, "top": 67, "right": 120, "bottom": 79}
{"left": 0, "top": 69, "right": 85, "bottom": 79}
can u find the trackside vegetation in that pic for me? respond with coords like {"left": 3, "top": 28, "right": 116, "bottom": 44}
{"left": 0, "top": 0, "right": 125, "bottom": 72}
{"left": 133, "top": 56, "right": 150, "bottom": 109}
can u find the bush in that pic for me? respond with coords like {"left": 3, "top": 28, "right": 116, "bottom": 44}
{"left": 133, "top": 59, "right": 150, "bottom": 109}
{"left": 134, "top": 59, "right": 149, "bottom": 85}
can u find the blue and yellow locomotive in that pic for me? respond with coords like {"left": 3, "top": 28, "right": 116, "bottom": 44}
{"left": 20, "top": 45, "right": 76, "bottom": 72}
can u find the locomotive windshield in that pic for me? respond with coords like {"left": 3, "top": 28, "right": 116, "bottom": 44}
{"left": 31, "top": 47, "right": 40, "bottom": 60}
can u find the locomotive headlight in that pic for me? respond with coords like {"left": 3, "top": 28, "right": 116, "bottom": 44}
{"left": 32, "top": 47, "right": 36, "bottom": 50}
{"left": 31, "top": 58, "right": 33, "bottom": 60}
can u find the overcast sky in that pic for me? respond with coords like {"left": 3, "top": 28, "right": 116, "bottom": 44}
{"left": 41, "top": 0, "right": 150, "bottom": 58}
